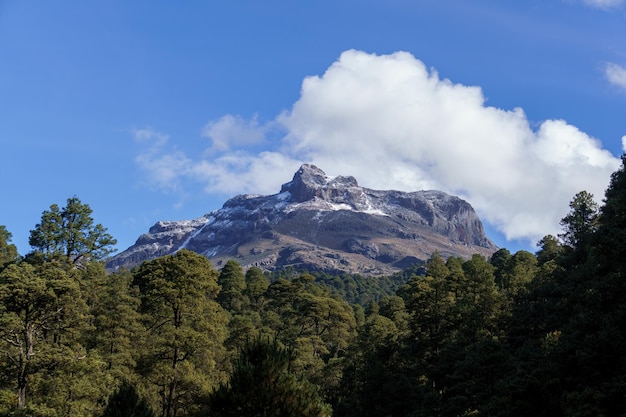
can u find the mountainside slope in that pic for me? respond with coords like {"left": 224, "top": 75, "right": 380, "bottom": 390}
{"left": 107, "top": 165, "right": 497, "bottom": 275}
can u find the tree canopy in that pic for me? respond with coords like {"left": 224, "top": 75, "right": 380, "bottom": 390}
{"left": 202, "top": 338, "right": 331, "bottom": 417}
{"left": 0, "top": 226, "right": 19, "bottom": 271}
{"left": 28, "top": 196, "right": 117, "bottom": 264}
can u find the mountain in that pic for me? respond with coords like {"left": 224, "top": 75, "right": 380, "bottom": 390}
{"left": 107, "top": 164, "right": 497, "bottom": 275}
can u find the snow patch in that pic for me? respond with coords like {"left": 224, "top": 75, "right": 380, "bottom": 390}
{"left": 362, "top": 208, "right": 389, "bottom": 216}
{"left": 282, "top": 197, "right": 388, "bottom": 217}
{"left": 329, "top": 203, "right": 353, "bottom": 211}
{"left": 276, "top": 191, "right": 291, "bottom": 200}
{"left": 177, "top": 217, "right": 212, "bottom": 251}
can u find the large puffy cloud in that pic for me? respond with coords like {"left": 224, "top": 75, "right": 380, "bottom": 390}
{"left": 136, "top": 50, "right": 620, "bottom": 245}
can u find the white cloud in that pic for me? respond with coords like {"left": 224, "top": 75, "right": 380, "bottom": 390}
{"left": 133, "top": 127, "right": 168, "bottom": 146}
{"left": 134, "top": 126, "right": 301, "bottom": 196}
{"left": 135, "top": 50, "right": 621, "bottom": 245}
{"left": 133, "top": 128, "right": 192, "bottom": 193}
{"left": 191, "top": 151, "right": 302, "bottom": 196}
{"left": 605, "top": 62, "right": 626, "bottom": 89}
{"left": 202, "top": 114, "right": 268, "bottom": 153}
{"left": 581, "top": 0, "right": 625, "bottom": 9}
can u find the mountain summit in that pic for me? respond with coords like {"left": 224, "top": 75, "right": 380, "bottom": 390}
{"left": 107, "top": 164, "right": 497, "bottom": 275}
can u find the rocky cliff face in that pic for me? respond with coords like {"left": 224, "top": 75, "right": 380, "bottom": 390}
{"left": 107, "top": 164, "right": 497, "bottom": 275}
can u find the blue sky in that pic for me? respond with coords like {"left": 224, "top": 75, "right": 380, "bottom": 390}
{"left": 2, "top": 0, "right": 626, "bottom": 257}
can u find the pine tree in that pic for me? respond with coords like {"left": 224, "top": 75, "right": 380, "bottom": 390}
{"left": 0, "top": 226, "right": 19, "bottom": 271}
{"left": 133, "top": 250, "right": 229, "bottom": 417}
{"left": 203, "top": 337, "right": 331, "bottom": 417}
{"left": 555, "top": 155, "right": 626, "bottom": 414}
{"left": 90, "top": 270, "right": 144, "bottom": 380}
{"left": 217, "top": 260, "right": 247, "bottom": 312}
{"left": 559, "top": 190, "right": 598, "bottom": 250}
{"left": 101, "top": 381, "right": 155, "bottom": 417}
{"left": 244, "top": 267, "right": 269, "bottom": 312}
{"left": 0, "top": 261, "right": 89, "bottom": 412}
{"left": 28, "top": 196, "right": 116, "bottom": 265}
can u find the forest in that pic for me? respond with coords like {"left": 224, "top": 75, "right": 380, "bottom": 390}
{"left": 1, "top": 156, "right": 626, "bottom": 417}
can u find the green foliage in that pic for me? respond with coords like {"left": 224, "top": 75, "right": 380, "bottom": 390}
{"left": 202, "top": 337, "right": 331, "bottom": 417}
{"left": 559, "top": 190, "right": 598, "bottom": 250}
{"left": 133, "top": 250, "right": 229, "bottom": 417}
{"left": 90, "top": 269, "right": 144, "bottom": 380}
{"left": 337, "top": 252, "right": 512, "bottom": 416}
{"left": 535, "top": 234, "right": 563, "bottom": 265}
{"left": 244, "top": 266, "right": 269, "bottom": 311}
{"left": 0, "top": 261, "right": 92, "bottom": 413}
{"left": 28, "top": 197, "right": 117, "bottom": 264}
{"left": 336, "top": 311, "right": 416, "bottom": 417}
{"left": 549, "top": 157, "right": 626, "bottom": 415}
{"left": 101, "top": 381, "right": 155, "bottom": 417}
{"left": 456, "top": 254, "right": 502, "bottom": 340}
{"left": 217, "top": 259, "right": 247, "bottom": 312}
{"left": 268, "top": 268, "right": 413, "bottom": 306}
{"left": 264, "top": 274, "right": 357, "bottom": 369}
{"left": 0, "top": 226, "right": 19, "bottom": 271}
{"left": 492, "top": 250, "right": 538, "bottom": 298}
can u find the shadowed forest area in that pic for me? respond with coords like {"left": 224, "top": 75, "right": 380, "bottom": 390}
{"left": 2, "top": 156, "right": 626, "bottom": 416}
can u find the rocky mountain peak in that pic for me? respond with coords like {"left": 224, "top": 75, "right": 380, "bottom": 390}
{"left": 107, "top": 165, "right": 497, "bottom": 275}
{"left": 280, "top": 164, "right": 359, "bottom": 203}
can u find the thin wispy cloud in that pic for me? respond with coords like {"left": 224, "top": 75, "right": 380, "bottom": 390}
{"left": 135, "top": 125, "right": 301, "bottom": 197}
{"left": 581, "top": 0, "right": 625, "bottom": 9}
{"left": 606, "top": 62, "right": 626, "bottom": 89}
{"left": 202, "top": 114, "right": 268, "bottom": 153}
{"left": 135, "top": 50, "right": 621, "bottom": 245}
{"left": 134, "top": 127, "right": 192, "bottom": 193}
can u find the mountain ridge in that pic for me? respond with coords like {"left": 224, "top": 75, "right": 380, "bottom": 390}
{"left": 107, "top": 164, "right": 497, "bottom": 275}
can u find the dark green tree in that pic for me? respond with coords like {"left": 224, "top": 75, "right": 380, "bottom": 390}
{"left": 217, "top": 260, "right": 247, "bottom": 312}
{"left": 495, "top": 250, "right": 538, "bottom": 298}
{"left": 264, "top": 275, "right": 356, "bottom": 370}
{"left": 335, "top": 309, "right": 416, "bottom": 417}
{"left": 133, "top": 250, "right": 229, "bottom": 417}
{"left": 28, "top": 196, "right": 116, "bottom": 265}
{"left": 535, "top": 234, "right": 563, "bottom": 266}
{"left": 378, "top": 295, "right": 409, "bottom": 335}
{"left": 202, "top": 337, "right": 331, "bottom": 417}
{"left": 553, "top": 157, "right": 626, "bottom": 415}
{"left": 490, "top": 248, "right": 511, "bottom": 291}
{"left": 0, "top": 226, "right": 19, "bottom": 271}
{"left": 244, "top": 267, "right": 269, "bottom": 312}
{"left": 399, "top": 253, "right": 455, "bottom": 392}
{"left": 0, "top": 261, "right": 89, "bottom": 412}
{"left": 457, "top": 254, "right": 502, "bottom": 342}
{"left": 594, "top": 154, "right": 626, "bottom": 275}
{"left": 432, "top": 255, "right": 506, "bottom": 416}
{"left": 90, "top": 269, "right": 144, "bottom": 380}
{"left": 496, "top": 160, "right": 626, "bottom": 416}
{"left": 559, "top": 190, "right": 598, "bottom": 251}
{"left": 101, "top": 381, "right": 155, "bottom": 417}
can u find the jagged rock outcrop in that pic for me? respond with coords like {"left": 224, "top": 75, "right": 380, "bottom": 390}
{"left": 107, "top": 164, "right": 497, "bottom": 275}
